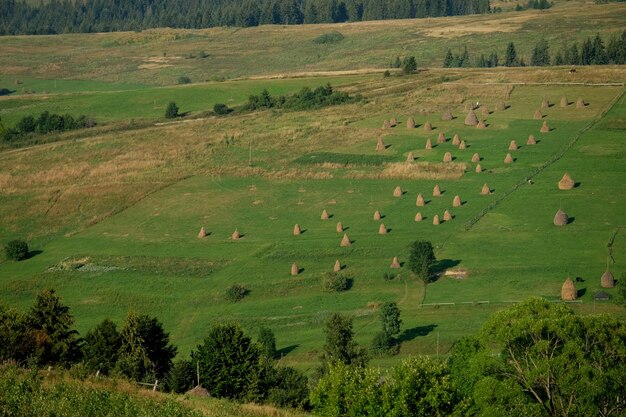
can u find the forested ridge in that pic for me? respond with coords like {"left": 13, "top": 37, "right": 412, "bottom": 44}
{"left": 0, "top": 0, "right": 490, "bottom": 35}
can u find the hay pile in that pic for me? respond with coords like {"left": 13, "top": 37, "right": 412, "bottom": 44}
{"left": 393, "top": 186, "right": 403, "bottom": 197}
{"left": 453, "top": 195, "right": 461, "bottom": 207}
{"left": 442, "top": 110, "right": 453, "bottom": 121}
{"left": 437, "top": 132, "right": 446, "bottom": 143}
{"left": 496, "top": 101, "right": 507, "bottom": 111}
{"left": 475, "top": 164, "right": 482, "bottom": 173}
{"left": 390, "top": 256, "right": 401, "bottom": 268}
{"left": 459, "top": 140, "right": 467, "bottom": 150}
{"left": 432, "top": 214, "right": 440, "bottom": 225}
{"left": 558, "top": 173, "right": 575, "bottom": 190}
{"left": 407, "top": 117, "right": 415, "bottom": 128}
{"left": 415, "top": 212, "right": 423, "bottom": 222}
{"left": 374, "top": 210, "right": 382, "bottom": 220}
{"left": 576, "top": 98, "right": 585, "bottom": 108}
{"left": 340, "top": 233, "right": 351, "bottom": 247}
{"left": 186, "top": 386, "right": 210, "bottom": 397}
{"left": 476, "top": 120, "right": 486, "bottom": 129}
{"left": 334, "top": 260, "right": 342, "bottom": 272}
{"left": 541, "top": 98, "right": 550, "bottom": 108}
{"left": 293, "top": 224, "right": 301, "bottom": 236}
{"left": 527, "top": 134, "right": 537, "bottom": 145}
{"left": 376, "top": 137, "right": 386, "bottom": 151}
{"left": 601, "top": 269, "right": 615, "bottom": 288}
{"left": 425, "top": 138, "right": 433, "bottom": 150}
{"left": 560, "top": 97, "right": 568, "bottom": 107}
{"left": 561, "top": 277, "right": 576, "bottom": 301}
{"left": 291, "top": 262, "right": 299, "bottom": 276}
{"left": 232, "top": 229, "right": 240, "bottom": 240}
{"left": 534, "top": 110, "right": 543, "bottom": 120}
{"left": 443, "top": 152, "right": 452, "bottom": 162}
{"left": 504, "top": 153, "right": 513, "bottom": 163}
{"left": 553, "top": 208, "right": 568, "bottom": 226}
{"left": 471, "top": 153, "right": 480, "bottom": 163}
{"left": 433, "top": 184, "right": 442, "bottom": 196}
{"left": 481, "top": 106, "right": 490, "bottom": 117}
{"left": 481, "top": 183, "right": 490, "bottom": 195}
{"left": 424, "top": 122, "right": 433, "bottom": 131}
{"left": 464, "top": 110, "right": 478, "bottom": 126}
{"left": 540, "top": 121, "right": 550, "bottom": 133}
{"left": 390, "top": 117, "right": 398, "bottom": 127}
{"left": 379, "top": 223, "right": 388, "bottom": 234}
{"left": 452, "top": 134, "right": 461, "bottom": 146}
{"left": 336, "top": 222, "right": 343, "bottom": 233}
{"left": 382, "top": 119, "right": 390, "bottom": 129}
{"left": 198, "top": 227, "right": 207, "bottom": 238}
{"left": 443, "top": 210, "right": 452, "bottom": 221}
{"left": 509, "top": 140, "right": 518, "bottom": 151}
{"left": 416, "top": 193, "right": 425, "bottom": 206}
{"left": 465, "top": 102, "right": 476, "bottom": 111}
{"left": 321, "top": 209, "right": 330, "bottom": 220}
{"left": 406, "top": 152, "right": 415, "bottom": 162}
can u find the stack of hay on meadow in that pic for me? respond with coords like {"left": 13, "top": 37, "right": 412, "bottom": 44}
{"left": 509, "top": 140, "right": 518, "bottom": 151}
{"left": 527, "top": 134, "right": 537, "bottom": 145}
{"left": 406, "top": 152, "right": 415, "bottom": 162}
{"left": 576, "top": 98, "right": 586, "bottom": 108}
{"left": 293, "top": 224, "right": 301, "bottom": 236}
{"left": 560, "top": 96, "right": 568, "bottom": 107}
{"left": 407, "top": 117, "right": 415, "bottom": 128}
{"left": 534, "top": 110, "right": 543, "bottom": 120}
{"left": 496, "top": 101, "right": 507, "bottom": 111}
{"left": 459, "top": 140, "right": 467, "bottom": 150}
{"left": 376, "top": 137, "right": 386, "bottom": 151}
{"left": 443, "top": 210, "right": 452, "bottom": 221}
{"left": 415, "top": 212, "right": 423, "bottom": 222}
{"left": 558, "top": 173, "right": 575, "bottom": 190}
{"left": 187, "top": 386, "right": 210, "bottom": 398}
{"left": 291, "top": 262, "right": 299, "bottom": 276}
{"left": 424, "top": 122, "right": 433, "bottom": 131}
{"left": 390, "top": 117, "right": 398, "bottom": 127}
{"left": 198, "top": 227, "right": 207, "bottom": 238}
{"left": 321, "top": 209, "right": 329, "bottom": 220}
{"left": 452, "top": 134, "right": 461, "bottom": 145}
{"left": 333, "top": 260, "right": 342, "bottom": 272}
{"left": 504, "top": 153, "right": 514, "bottom": 163}
{"left": 340, "top": 233, "right": 351, "bottom": 247}
{"left": 442, "top": 110, "right": 453, "bottom": 121}
{"left": 425, "top": 138, "right": 433, "bottom": 149}
{"left": 481, "top": 183, "right": 491, "bottom": 195}
{"left": 390, "top": 256, "right": 401, "bottom": 268}
{"left": 443, "top": 152, "right": 452, "bottom": 162}
{"left": 601, "top": 268, "right": 615, "bottom": 288}
{"left": 553, "top": 208, "right": 568, "bottom": 226}
{"left": 561, "top": 277, "right": 576, "bottom": 300}
{"left": 476, "top": 120, "right": 486, "bottom": 129}
{"left": 481, "top": 106, "right": 490, "bottom": 117}
{"left": 437, "top": 132, "right": 446, "bottom": 143}
{"left": 453, "top": 195, "right": 461, "bottom": 207}
{"left": 471, "top": 153, "right": 481, "bottom": 163}
{"left": 379, "top": 223, "right": 388, "bottom": 234}
{"left": 541, "top": 98, "right": 550, "bottom": 108}
{"left": 433, "top": 214, "right": 440, "bottom": 225}
{"left": 382, "top": 119, "right": 390, "bottom": 129}
{"left": 416, "top": 193, "right": 425, "bottom": 206}
{"left": 475, "top": 164, "right": 483, "bottom": 173}
{"left": 374, "top": 210, "right": 382, "bottom": 220}
{"left": 465, "top": 110, "right": 478, "bottom": 126}
{"left": 433, "top": 184, "right": 442, "bottom": 196}
{"left": 393, "top": 186, "right": 403, "bottom": 197}
{"left": 336, "top": 222, "right": 343, "bottom": 233}
{"left": 540, "top": 120, "right": 550, "bottom": 133}
{"left": 465, "top": 102, "right": 476, "bottom": 111}
{"left": 232, "top": 229, "right": 240, "bottom": 240}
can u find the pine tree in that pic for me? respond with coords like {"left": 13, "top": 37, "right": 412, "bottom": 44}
{"left": 531, "top": 38, "right": 550, "bottom": 66}
{"left": 443, "top": 49, "right": 454, "bottom": 68}
{"left": 505, "top": 42, "right": 518, "bottom": 66}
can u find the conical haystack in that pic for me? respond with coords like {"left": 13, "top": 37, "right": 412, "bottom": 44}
{"left": 336, "top": 222, "right": 343, "bottom": 233}
{"left": 453, "top": 195, "right": 461, "bottom": 207}
{"left": 437, "top": 132, "right": 446, "bottom": 143}
{"left": 416, "top": 193, "right": 425, "bottom": 206}
{"left": 198, "top": 227, "right": 207, "bottom": 238}
{"left": 561, "top": 277, "right": 576, "bottom": 301}
{"left": 527, "top": 134, "right": 537, "bottom": 145}
{"left": 540, "top": 120, "right": 550, "bottom": 133}
{"left": 443, "top": 152, "right": 452, "bottom": 162}
{"left": 534, "top": 110, "right": 543, "bottom": 120}
{"left": 321, "top": 209, "right": 329, "bottom": 220}
{"left": 441, "top": 110, "right": 453, "bottom": 121}
{"left": 509, "top": 140, "right": 518, "bottom": 151}
{"left": 432, "top": 214, "right": 440, "bottom": 225}
{"left": 291, "top": 262, "right": 299, "bottom": 276}
{"left": 541, "top": 98, "right": 550, "bottom": 109}
{"left": 465, "top": 102, "right": 476, "bottom": 111}
{"left": 504, "top": 153, "right": 514, "bottom": 163}
{"left": 374, "top": 210, "right": 382, "bottom": 220}
{"left": 407, "top": 117, "right": 415, "bottom": 129}
{"left": 293, "top": 224, "right": 301, "bottom": 236}
{"left": 232, "top": 229, "right": 240, "bottom": 240}
{"left": 480, "top": 183, "right": 491, "bottom": 195}
{"left": 425, "top": 138, "right": 433, "bottom": 150}
{"left": 423, "top": 121, "right": 433, "bottom": 132}
{"left": 481, "top": 106, "right": 490, "bottom": 117}
{"left": 601, "top": 269, "right": 615, "bottom": 288}
{"left": 560, "top": 96, "right": 568, "bottom": 107}
{"left": 415, "top": 212, "right": 423, "bottom": 222}
{"left": 496, "top": 101, "right": 507, "bottom": 111}
{"left": 382, "top": 119, "right": 390, "bottom": 129}
{"left": 471, "top": 153, "right": 480, "bottom": 163}
{"left": 452, "top": 133, "right": 461, "bottom": 145}
{"left": 376, "top": 137, "right": 386, "bottom": 151}
{"left": 443, "top": 210, "right": 452, "bottom": 221}
{"left": 576, "top": 98, "right": 585, "bottom": 108}
{"left": 378, "top": 223, "right": 387, "bottom": 234}
{"left": 553, "top": 208, "right": 568, "bottom": 226}
{"left": 459, "top": 140, "right": 467, "bottom": 150}
{"left": 393, "top": 186, "right": 403, "bottom": 197}
{"left": 390, "top": 117, "right": 398, "bottom": 127}
{"left": 340, "top": 233, "right": 351, "bottom": 247}
{"left": 476, "top": 120, "right": 486, "bottom": 129}
{"left": 187, "top": 385, "right": 210, "bottom": 397}
{"left": 475, "top": 164, "right": 482, "bottom": 173}
{"left": 390, "top": 256, "right": 401, "bottom": 268}
{"left": 433, "top": 184, "right": 442, "bottom": 197}
{"left": 406, "top": 151, "right": 415, "bottom": 162}
{"left": 558, "top": 173, "right": 575, "bottom": 190}
{"left": 465, "top": 110, "right": 478, "bottom": 126}
{"left": 333, "top": 259, "right": 342, "bottom": 272}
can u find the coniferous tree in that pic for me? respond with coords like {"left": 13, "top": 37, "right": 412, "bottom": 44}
{"left": 531, "top": 38, "right": 550, "bottom": 66}
{"left": 505, "top": 42, "right": 518, "bottom": 66}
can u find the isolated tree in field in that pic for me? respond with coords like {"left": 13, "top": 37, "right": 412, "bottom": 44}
{"left": 443, "top": 49, "right": 454, "bottom": 67}
{"left": 4, "top": 239, "right": 29, "bottom": 261}
{"left": 319, "top": 312, "right": 368, "bottom": 374}
{"left": 408, "top": 240, "right": 436, "bottom": 282}
{"left": 83, "top": 318, "right": 121, "bottom": 375}
{"left": 505, "top": 42, "right": 518, "bottom": 66}
{"left": 372, "top": 301, "right": 402, "bottom": 354}
{"left": 165, "top": 101, "right": 179, "bottom": 118}
{"left": 258, "top": 327, "right": 277, "bottom": 358}
{"left": 402, "top": 56, "right": 417, "bottom": 74}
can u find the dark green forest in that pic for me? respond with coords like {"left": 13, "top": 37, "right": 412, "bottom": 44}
{"left": 0, "top": 0, "right": 491, "bottom": 35}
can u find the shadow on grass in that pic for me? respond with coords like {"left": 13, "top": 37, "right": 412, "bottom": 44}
{"left": 276, "top": 344, "right": 299, "bottom": 358}
{"left": 28, "top": 250, "right": 43, "bottom": 259}
{"left": 432, "top": 259, "right": 461, "bottom": 274}
{"left": 398, "top": 324, "right": 438, "bottom": 342}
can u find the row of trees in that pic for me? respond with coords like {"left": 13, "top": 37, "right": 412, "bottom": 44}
{"left": 0, "top": 0, "right": 491, "bottom": 35}
{"left": 443, "top": 31, "right": 626, "bottom": 68}
{"left": 0, "top": 111, "right": 95, "bottom": 143}
{"left": 243, "top": 84, "right": 360, "bottom": 111}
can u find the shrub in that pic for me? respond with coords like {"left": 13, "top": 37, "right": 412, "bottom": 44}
{"left": 313, "top": 31, "right": 344, "bottom": 44}
{"left": 5, "top": 240, "right": 28, "bottom": 261}
{"left": 383, "top": 70, "right": 391, "bottom": 78}
{"left": 321, "top": 272, "right": 350, "bottom": 292}
{"left": 225, "top": 284, "right": 248, "bottom": 302}
{"left": 213, "top": 103, "right": 231, "bottom": 115}
{"left": 165, "top": 102, "right": 179, "bottom": 119}
{"left": 177, "top": 76, "right": 191, "bottom": 84}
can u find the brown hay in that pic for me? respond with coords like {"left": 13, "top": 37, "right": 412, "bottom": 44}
{"left": 576, "top": 98, "right": 585, "bottom": 108}
{"left": 393, "top": 186, "right": 403, "bottom": 197}
{"left": 459, "top": 140, "right": 467, "bottom": 150}
{"left": 561, "top": 277, "right": 576, "bottom": 301}
{"left": 390, "top": 117, "right": 398, "bottom": 127}
{"left": 481, "top": 183, "right": 490, "bottom": 195}
{"left": 187, "top": 386, "right": 210, "bottom": 397}
{"left": 291, "top": 262, "right": 299, "bottom": 276}
{"left": 198, "top": 227, "right": 207, "bottom": 238}
{"left": 481, "top": 106, "right": 490, "bottom": 117}
{"left": 425, "top": 138, "right": 433, "bottom": 150}
{"left": 407, "top": 117, "right": 415, "bottom": 129}
{"left": 390, "top": 256, "right": 401, "bottom": 268}
{"left": 453, "top": 195, "right": 461, "bottom": 207}
{"left": 476, "top": 120, "right": 486, "bottom": 129}
{"left": 496, "top": 101, "right": 507, "bottom": 111}
{"left": 443, "top": 152, "right": 453, "bottom": 162}
{"left": 406, "top": 152, "right": 415, "bottom": 162}
{"left": 541, "top": 98, "right": 550, "bottom": 109}
{"left": 540, "top": 120, "right": 550, "bottom": 133}
{"left": 424, "top": 122, "right": 433, "bottom": 132}
{"left": 340, "top": 233, "right": 351, "bottom": 247}
{"left": 504, "top": 153, "right": 514, "bottom": 163}
{"left": 601, "top": 269, "right": 615, "bottom": 288}
{"left": 533, "top": 110, "right": 543, "bottom": 120}
{"left": 333, "top": 259, "right": 342, "bottom": 272}
{"left": 433, "top": 184, "right": 442, "bottom": 196}
{"left": 509, "top": 140, "right": 518, "bottom": 151}
{"left": 437, "top": 132, "right": 446, "bottom": 143}
{"left": 415, "top": 212, "right": 423, "bottom": 222}
{"left": 475, "top": 164, "right": 482, "bottom": 173}
{"left": 416, "top": 193, "right": 425, "bottom": 206}
{"left": 465, "top": 102, "right": 476, "bottom": 111}
{"left": 382, "top": 119, "right": 390, "bottom": 129}
{"left": 293, "top": 224, "right": 301, "bottom": 236}
{"left": 471, "top": 153, "right": 480, "bottom": 163}
{"left": 452, "top": 134, "right": 461, "bottom": 146}
{"left": 553, "top": 208, "right": 568, "bottom": 226}
{"left": 336, "top": 222, "right": 343, "bottom": 233}
{"left": 376, "top": 137, "right": 386, "bottom": 151}
{"left": 464, "top": 110, "right": 478, "bottom": 126}
{"left": 560, "top": 96, "right": 568, "bottom": 107}
{"left": 374, "top": 210, "right": 382, "bottom": 220}
{"left": 321, "top": 209, "right": 329, "bottom": 220}
{"left": 379, "top": 223, "right": 388, "bottom": 234}
{"left": 443, "top": 210, "right": 452, "bottom": 221}
{"left": 232, "top": 229, "right": 240, "bottom": 240}
{"left": 432, "top": 214, "right": 440, "bottom": 225}
{"left": 558, "top": 173, "right": 575, "bottom": 190}
{"left": 527, "top": 134, "right": 537, "bottom": 145}
{"left": 441, "top": 110, "right": 453, "bottom": 121}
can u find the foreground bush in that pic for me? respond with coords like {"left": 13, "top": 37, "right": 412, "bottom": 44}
{"left": 4, "top": 239, "right": 29, "bottom": 261}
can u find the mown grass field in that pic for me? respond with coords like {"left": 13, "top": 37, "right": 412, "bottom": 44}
{"left": 1, "top": 0, "right": 626, "bottom": 374}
